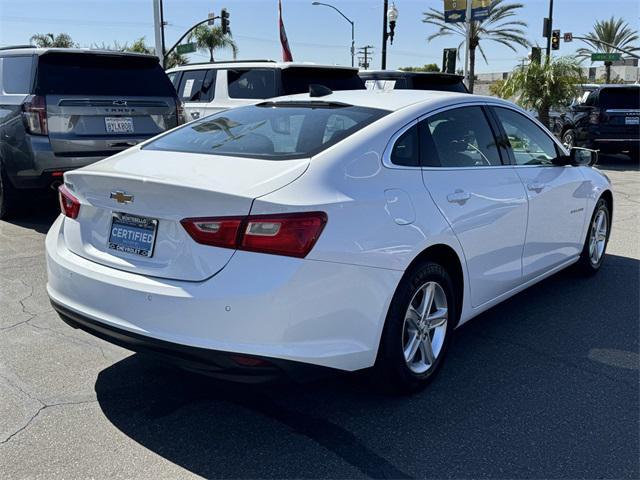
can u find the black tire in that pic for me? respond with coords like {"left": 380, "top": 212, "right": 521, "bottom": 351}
{"left": 374, "top": 261, "right": 458, "bottom": 394}
{"left": 562, "top": 128, "right": 576, "bottom": 148}
{"left": 0, "top": 164, "right": 19, "bottom": 220}
{"left": 576, "top": 198, "right": 611, "bottom": 275}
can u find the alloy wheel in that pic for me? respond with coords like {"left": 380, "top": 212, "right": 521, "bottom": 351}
{"left": 589, "top": 208, "right": 608, "bottom": 265}
{"left": 402, "top": 281, "right": 448, "bottom": 375}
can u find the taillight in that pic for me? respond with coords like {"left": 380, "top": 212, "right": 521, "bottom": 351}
{"left": 22, "top": 95, "right": 48, "bottom": 135}
{"left": 181, "top": 212, "right": 327, "bottom": 258}
{"left": 176, "top": 99, "right": 187, "bottom": 125}
{"left": 58, "top": 184, "right": 80, "bottom": 219}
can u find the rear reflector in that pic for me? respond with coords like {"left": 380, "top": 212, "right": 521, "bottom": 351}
{"left": 58, "top": 184, "right": 80, "bottom": 219}
{"left": 181, "top": 212, "right": 327, "bottom": 258}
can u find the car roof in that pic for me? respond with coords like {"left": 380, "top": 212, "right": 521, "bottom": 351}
{"left": 167, "top": 61, "right": 358, "bottom": 73}
{"left": 0, "top": 47, "right": 157, "bottom": 60}
{"left": 273, "top": 89, "right": 507, "bottom": 112}
{"left": 359, "top": 70, "right": 464, "bottom": 81}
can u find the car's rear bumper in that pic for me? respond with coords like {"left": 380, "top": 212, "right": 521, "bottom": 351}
{"left": 51, "top": 299, "right": 332, "bottom": 383}
{"left": 46, "top": 215, "right": 401, "bottom": 374}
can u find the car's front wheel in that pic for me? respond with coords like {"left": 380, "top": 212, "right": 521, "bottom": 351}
{"left": 375, "top": 261, "right": 457, "bottom": 394}
{"left": 577, "top": 198, "right": 611, "bottom": 274}
{"left": 562, "top": 128, "right": 576, "bottom": 149}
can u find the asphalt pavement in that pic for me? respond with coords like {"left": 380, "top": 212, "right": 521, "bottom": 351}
{"left": 1, "top": 154, "right": 638, "bottom": 479}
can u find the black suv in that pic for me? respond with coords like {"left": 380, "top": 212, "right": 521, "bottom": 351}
{"left": 554, "top": 84, "right": 639, "bottom": 157}
{"left": 359, "top": 71, "right": 469, "bottom": 93}
{"left": 0, "top": 48, "right": 184, "bottom": 218}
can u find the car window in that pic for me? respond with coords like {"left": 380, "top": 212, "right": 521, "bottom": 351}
{"left": 144, "top": 103, "right": 389, "bottom": 160}
{"left": 281, "top": 67, "right": 365, "bottom": 95}
{"left": 1, "top": 56, "right": 33, "bottom": 94}
{"left": 167, "top": 71, "right": 179, "bottom": 88}
{"left": 390, "top": 125, "right": 420, "bottom": 167}
{"left": 35, "top": 53, "right": 175, "bottom": 96}
{"left": 421, "top": 106, "right": 502, "bottom": 167}
{"left": 599, "top": 88, "right": 640, "bottom": 109}
{"left": 177, "top": 69, "right": 216, "bottom": 102}
{"left": 227, "top": 69, "right": 277, "bottom": 99}
{"left": 493, "top": 107, "right": 558, "bottom": 166}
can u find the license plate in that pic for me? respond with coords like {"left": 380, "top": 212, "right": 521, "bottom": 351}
{"left": 108, "top": 213, "right": 158, "bottom": 258}
{"left": 625, "top": 116, "right": 639, "bottom": 125}
{"left": 105, "top": 117, "right": 134, "bottom": 133}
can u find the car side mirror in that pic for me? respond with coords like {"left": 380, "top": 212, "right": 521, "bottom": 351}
{"left": 552, "top": 147, "right": 598, "bottom": 167}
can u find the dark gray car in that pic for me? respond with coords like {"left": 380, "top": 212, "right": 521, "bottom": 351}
{"left": 0, "top": 47, "right": 184, "bottom": 218}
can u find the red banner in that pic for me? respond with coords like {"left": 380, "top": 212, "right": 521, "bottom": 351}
{"left": 279, "top": 0, "right": 293, "bottom": 62}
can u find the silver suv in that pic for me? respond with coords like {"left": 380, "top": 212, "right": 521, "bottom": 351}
{"left": 0, "top": 47, "right": 185, "bottom": 218}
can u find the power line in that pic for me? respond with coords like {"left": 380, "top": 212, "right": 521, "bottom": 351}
{"left": 357, "top": 45, "right": 374, "bottom": 70}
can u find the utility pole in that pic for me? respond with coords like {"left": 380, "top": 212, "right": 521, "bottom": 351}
{"left": 152, "top": 0, "right": 166, "bottom": 63}
{"left": 358, "top": 45, "right": 374, "bottom": 70}
{"left": 545, "top": 0, "right": 554, "bottom": 60}
{"left": 381, "top": 0, "right": 388, "bottom": 69}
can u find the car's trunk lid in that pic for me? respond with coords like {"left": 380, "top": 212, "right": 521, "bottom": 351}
{"left": 62, "top": 149, "right": 310, "bottom": 281}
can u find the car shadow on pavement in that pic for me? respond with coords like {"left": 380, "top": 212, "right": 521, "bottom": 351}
{"left": 3, "top": 196, "right": 59, "bottom": 234}
{"left": 94, "top": 254, "right": 640, "bottom": 479}
{"left": 597, "top": 153, "right": 639, "bottom": 172}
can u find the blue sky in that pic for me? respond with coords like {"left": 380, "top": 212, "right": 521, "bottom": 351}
{"left": 1, "top": 0, "right": 638, "bottom": 72}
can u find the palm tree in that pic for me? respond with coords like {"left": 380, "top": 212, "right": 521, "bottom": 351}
{"left": 189, "top": 25, "right": 238, "bottom": 62}
{"left": 499, "top": 57, "right": 584, "bottom": 128}
{"left": 30, "top": 32, "right": 76, "bottom": 48}
{"left": 423, "top": 0, "right": 530, "bottom": 93}
{"left": 576, "top": 17, "right": 639, "bottom": 84}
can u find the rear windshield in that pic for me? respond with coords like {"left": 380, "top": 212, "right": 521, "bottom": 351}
{"left": 411, "top": 76, "right": 468, "bottom": 93}
{"left": 281, "top": 68, "right": 365, "bottom": 95}
{"left": 144, "top": 102, "right": 389, "bottom": 160}
{"left": 35, "top": 53, "right": 175, "bottom": 97}
{"left": 599, "top": 88, "right": 640, "bottom": 109}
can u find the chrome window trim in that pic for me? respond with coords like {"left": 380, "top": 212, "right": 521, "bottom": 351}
{"left": 382, "top": 100, "right": 569, "bottom": 170}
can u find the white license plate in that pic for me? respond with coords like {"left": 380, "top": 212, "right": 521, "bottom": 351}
{"left": 625, "top": 116, "right": 639, "bottom": 125}
{"left": 105, "top": 117, "right": 134, "bottom": 133}
{"left": 108, "top": 213, "right": 158, "bottom": 258}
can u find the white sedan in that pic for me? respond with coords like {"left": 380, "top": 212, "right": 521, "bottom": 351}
{"left": 46, "top": 90, "right": 612, "bottom": 392}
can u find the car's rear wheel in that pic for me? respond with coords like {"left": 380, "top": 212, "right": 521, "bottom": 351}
{"left": 576, "top": 198, "right": 610, "bottom": 275}
{"left": 375, "top": 261, "right": 457, "bottom": 394}
{"left": 0, "top": 164, "right": 18, "bottom": 220}
{"left": 562, "top": 128, "right": 576, "bottom": 148}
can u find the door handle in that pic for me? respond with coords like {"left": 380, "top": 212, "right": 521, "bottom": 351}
{"left": 447, "top": 190, "right": 471, "bottom": 205}
{"left": 527, "top": 182, "right": 546, "bottom": 193}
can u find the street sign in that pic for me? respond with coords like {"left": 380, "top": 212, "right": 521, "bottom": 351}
{"left": 207, "top": 12, "right": 216, "bottom": 26}
{"left": 176, "top": 43, "right": 197, "bottom": 55}
{"left": 563, "top": 32, "right": 573, "bottom": 42}
{"left": 591, "top": 52, "right": 622, "bottom": 62}
{"left": 444, "top": 0, "right": 493, "bottom": 23}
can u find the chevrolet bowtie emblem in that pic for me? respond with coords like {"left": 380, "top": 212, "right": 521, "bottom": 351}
{"left": 110, "top": 191, "right": 134, "bottom": 204}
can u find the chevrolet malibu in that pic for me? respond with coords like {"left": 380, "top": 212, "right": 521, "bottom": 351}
{"left": 46, "top": 90, "right": 612, "bottom": 393}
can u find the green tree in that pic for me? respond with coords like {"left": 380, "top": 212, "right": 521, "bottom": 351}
{"left": 189, "top": 25, "right": 238, "bottom": 62}
{"left": 576, "top": 17, "right": 639, "bottom": 84}
{"left": 30, "top": 32, "right": 76, "bottom": 48}
{"left": 423, "top": 0, "right": 530, "bottom": 93}
{"left": 400, "top": 63, "right": 440, "bottom": 72}
{"left": 499, "top": 57, "right": 584, "bottom": 128}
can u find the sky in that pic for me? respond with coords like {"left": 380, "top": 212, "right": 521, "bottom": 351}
{"left": 0, "top": 0, "right": 639, "bottom": 73}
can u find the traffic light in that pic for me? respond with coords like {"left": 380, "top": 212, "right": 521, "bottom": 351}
{"left": 531, "top": 47, "right": 542, "bottom": 64}
{"left": 221, "top": 8, "right": 230, "bottom": 35}
{"left": 442, "top": 48, "right": 457, "bottom": 74}
{"left": 551, "top": 30, "right": 560, "bottom": 51}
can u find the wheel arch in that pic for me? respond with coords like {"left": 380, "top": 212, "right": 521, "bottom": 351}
{"left": 600, "top": 189, "right": 613, "bottom": 219}
{"left": 404, "top": 243, "right": 465, "bottom": 327}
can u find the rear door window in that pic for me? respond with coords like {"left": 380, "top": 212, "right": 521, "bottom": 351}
{"left": 144, "top": 102, "right": 389, "bottom": 160}
{"left": 281, "top": 68, "right": 365, "bottom": 95}
{"left": 35, "top": 53, "right": 175, "bottom": 96}
{"left": 598, "top": 88, "right": 640, "bottom": 109}
{"left": 227, "top": 69, "right": 277, "bottom": 99}
{"left": 177, "top": 69, "right": 216, "bottom": 102}
{"left": 390, "top": 125, "right": 420, "bottom": 167}
{"left": 1, "top": 56, "right": 33, "bottom": 94}
{"left": 422, "top": 107, "right": 503, "bottom": 167}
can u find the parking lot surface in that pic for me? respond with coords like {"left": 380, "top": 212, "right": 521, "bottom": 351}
{"left": 1, "top": 155, "right": 638, "bottom": 479}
